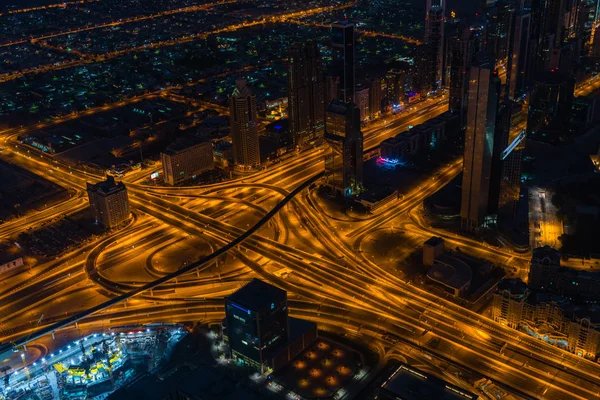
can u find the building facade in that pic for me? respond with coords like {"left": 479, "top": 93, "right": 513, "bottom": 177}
{"left": 229, "top": 79, "right": 260, "bottom": 170}
{"left": 323, "top": 100, "right": 363, "bottom": 197}
{"left": 331, "top": 21, "right": 355, "bottom": 103}
{"left": 492, "top": 277, "right": 600, "bottom": 358}
{"left": 460, "top": 62, "right": 499, "bottom": 231}
{"left": 225, "top": 279, "right": 289, "bottom": 373}
{"left": 288, "top": 41, "right": 325, "bottom": 149}
{"left": 86, "top": 176, "right": 129, "bottom": 229}
{"left": 161, "top": 140, "right": 214, "bottom": 186}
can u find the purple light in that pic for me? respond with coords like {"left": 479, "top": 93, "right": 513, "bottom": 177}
{"left": 378, "top": 156, "right": 402, "bottom": 165}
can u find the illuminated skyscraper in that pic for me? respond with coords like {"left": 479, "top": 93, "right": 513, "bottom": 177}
{"left": 288, "top": 41, "right": 325, "bottom": 149}
{"left": 229, "top": 79, "right": 260, "bottom": 170}
{"left": 460, "top": 62, "right": 499, "bottom": 231}
{"left": 324, "top": 100, "right": 363, "bottom": 197}
{"left": 331, "top": 20, "right": 355, "bottom": 102}
{"left": 86, "top": 176, "right": 129, "bottom": 229}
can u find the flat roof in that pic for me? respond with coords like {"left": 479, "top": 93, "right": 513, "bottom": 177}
{"left": 427, "top": 253, "right": 474, "bottom": 290}
{"left": 497, "top": 278, "right": 528, "bottom": 296}
{"left": 226, "top": 278, "right": 287, "bottom": 312}
{"left": 424, "top": 237, "right": 444, "bottom": 247}
{"left": 381, "top": 364, "right": 479, "bottom": 400}
{"left": 162, "top": 138, "right": 210, "bottom": 156}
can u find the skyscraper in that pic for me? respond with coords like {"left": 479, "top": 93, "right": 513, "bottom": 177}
{"left": 488, "top": 100, "right": 512, "bottom": 215}
{"left": 229, "top": 79, "right": 260, "bottom": 170}
{"left": 448, "top": 24, "right": 486, "bottom": 124}
{"left": 507, "top": 5, "right": 531, "bottom": 99}
{"left": 324, "top": 100, "right": 363, "bottom": 197}
{"left": 86, "top": 176, "right": 129, "bottom": 229}
{"left": 422, "top": 5, "right": 445, "bottom": 92}
{"left": 460, "top": 62, "right": 499, "bottom": 231}
{"left": 288, "top": 41, "right": 325, "bottom": 149}
{"left": 331, "top": 20, "right": 355, "bottom": 103}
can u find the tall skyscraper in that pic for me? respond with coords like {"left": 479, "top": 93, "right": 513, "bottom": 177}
{"left": 488, "top": 100, "right": 512, "bottom": 215}
{"left": 498, "top": 132, "right": 525, "bottom": 220}
{"left": 324, "top": 100, "right": 363, "bottom": 197}
{"left": 460, "top": 62, "right": 499, "bottom": 231}
{"left": 86, "top": 176, "right": 129, "bottom": 229}
{"left": 495, "top": 0, "right": 515, "bottom": 62}
{"left": 422, "top": 5, "right": 445, "bottom": 92}
{"left": 229, "top": 79, "right": 260, "bottom": 170}
{"left": 288, "top": 41, "right": 325, "bottom": 149}
{"left": 331, "top": 20, "right": 355, "bottom": 103}
{"left": 225, "top": 279, "right": 289, "bottom": 373}
{"left": 448, "top": 24, "right": 486, "bottom": 124}
{"left": 507, "top": 5, "right": 532, "bottom": 99}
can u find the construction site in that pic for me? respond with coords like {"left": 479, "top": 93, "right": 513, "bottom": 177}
{"left": 0, "top": 325, "right": 186, "bottom": 400}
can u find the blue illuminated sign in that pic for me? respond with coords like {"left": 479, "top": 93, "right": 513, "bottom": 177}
{"left": 231, "top": 303, "right": 250, "bottom": 315}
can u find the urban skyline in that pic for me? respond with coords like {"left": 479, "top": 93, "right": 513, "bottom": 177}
{"left": 0, "top": 0, "right": 599, "bottom": 399}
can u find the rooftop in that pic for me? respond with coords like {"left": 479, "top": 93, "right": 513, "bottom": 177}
{"left": 327, "top": 100, "right": 351, "bottom": 116}
{"left": 428, "top": 252, "right": 473, "bottom": 291}
{"left": 87, "top": 176, "right": 126, "bottom": 196}
{"left": 381, "top": 364, "right": 479, "bottom": 400}
{"left": 424, "top": 237, "right": 444, "bottom": 247}
{"left": 226, "top": 278, "right": 287, "bottom": 313}
{"left": 162, "top": 138, "right": 211, "bottom": 156}
{"left": 497, "top": 278, "right": 528, "bottom": 296}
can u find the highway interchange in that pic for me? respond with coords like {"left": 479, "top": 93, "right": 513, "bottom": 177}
{"left": 1, "top": 1, "right": 600, "bottom": 399}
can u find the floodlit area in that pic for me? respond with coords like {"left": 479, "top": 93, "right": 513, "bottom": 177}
{"left": 0, "top": 325, "right": 186, "bottom": 400}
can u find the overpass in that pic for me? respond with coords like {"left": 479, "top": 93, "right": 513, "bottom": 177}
{"left": 0, "top": 172, "right": 323, "bottom": 357}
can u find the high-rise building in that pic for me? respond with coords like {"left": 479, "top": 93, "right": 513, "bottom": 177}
{"left": 331, "top": 21, "right": 355, "bottom": 103}
{"left": 288, "top": 41, "right": 325, "bottom": 149}
{"left": 229, "top": 79, "right": 260, "bottom": 170}
{"left": 495, "top": 0, "right": 515, "bottom": 62}
{"left": 369, "top": 77, "right": 384, "bottom": 119}
{"left": 225, "top": 279, "right": 289, "bottom": 373}
{"left": 448, "top": 24, "right": 485, "bottom": 124}
{"left": 161, "top": 140, "right": 214, "bottom": 186}
{"left": 507, "top": 6, "right": 532, "bottom": 99}
{"left": 86, "top": 176, "right": 129, "bottom": 229}
{"left": 526, "top": 71, "right": 575, "bottom": 138}
{"left": 386, "top": 69, "right": 406, "bottom": 107}
{"left": 460, "top": 61, "right": 499, "bottom": 231}
{"left": 422, "top": 5, "right": 445, "bottom": 92}
{"left": 355, "top": 86, "right": 370, "bottom": 121}
{"left": 488, "top": 100, "right": 512, "bottom": 215}
{"left": 325, "top": 75, "right": 340, "bottom": 104}
{"left": 324, "top": 100, "right": 363, "bottom": 197}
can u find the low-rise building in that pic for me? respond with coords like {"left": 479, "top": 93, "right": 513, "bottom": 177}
{"left": 528, "top": 246, "right": 600, "bottom": 301}
{"left": 423, "top": 236, "right": 445, "bottom": 266}
{"left": 492, "top": 278, "right": 600, "bottom": 358}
